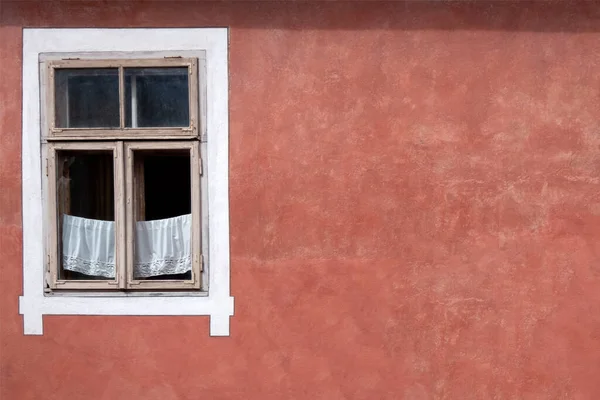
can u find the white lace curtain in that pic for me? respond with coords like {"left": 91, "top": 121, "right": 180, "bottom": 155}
{"left": 61, "top": 214, "right": 191, "bottom": 278}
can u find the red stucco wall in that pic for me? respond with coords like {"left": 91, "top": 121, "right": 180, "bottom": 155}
{"left": 2, "top": 1, "right": 600, "bottom": 399}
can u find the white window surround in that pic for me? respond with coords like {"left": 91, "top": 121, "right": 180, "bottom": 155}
{"left": 19, "top": 28, "right": 234, "bottom": 336}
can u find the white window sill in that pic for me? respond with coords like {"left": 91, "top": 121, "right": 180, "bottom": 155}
{"left": 19, "top": 294, "right": 234, "bottom": 335}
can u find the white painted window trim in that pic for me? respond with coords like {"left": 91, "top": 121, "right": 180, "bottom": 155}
{"left": 19, "top": 28, "right": 233, "bottom": 336}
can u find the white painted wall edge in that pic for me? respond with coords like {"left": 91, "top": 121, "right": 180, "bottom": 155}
{"left": 20, "top": 28, "right": 233, "bottom": 336}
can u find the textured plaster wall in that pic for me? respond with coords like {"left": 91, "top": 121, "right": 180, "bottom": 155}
{"left": 2, "top": 1, "right": 600, "bottom": 399}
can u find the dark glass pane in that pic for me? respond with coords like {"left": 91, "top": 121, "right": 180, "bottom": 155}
{"left": 125, "top": 67, "right": 190, "bottom": 128}
{"left": 55, "top": 69, "right": 119, "bottom": 128}
{"left": 56, "top": 150, "right": 115, "bottom": 281}
{"left": 133, "top": 149, "right": 192, "bottom": 280}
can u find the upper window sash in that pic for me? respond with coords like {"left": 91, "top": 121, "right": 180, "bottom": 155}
{"left": 45, "top": 58, "right": 199, "bottom": 140}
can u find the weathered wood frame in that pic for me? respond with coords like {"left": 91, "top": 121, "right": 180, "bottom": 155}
{"left": 45, "top": 58, "right": 199, "bottom": 140}
{"left": 45, "top": 57, "right": 202, "bottom": 291}
{"left": 46, "top": 141, "right": 126, "bottom": 290}
{"left": 125, "top": 141, "right": 202, "bottom": 290}
{"left": 46, "top": 140, "right": 202, "bottom": 290}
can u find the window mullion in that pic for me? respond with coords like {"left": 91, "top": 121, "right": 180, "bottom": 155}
{"left": 115, "top": 141, "right": 127, "bottom": 289}
{"left": 124, "top": 142, "right": 136, "bottom": 289}
{"left": 118, "top": 66, "right": 125, "bottom": 129}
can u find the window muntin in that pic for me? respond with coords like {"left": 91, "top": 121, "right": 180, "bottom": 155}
{"left": 46, "top": 58, "right": 198, "bottom": 138}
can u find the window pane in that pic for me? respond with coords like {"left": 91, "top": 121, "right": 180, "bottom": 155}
{"left": 54, "top": 69, "right": 119, "bottom": 128}
{"left": 56, "top": 150, "right": 116, "bottom": 280}
{"left": 125, "top": 67, "right": 190, "bottom": 128}
{"left": 132, "top": 149, "right": 192, "bottom": 280}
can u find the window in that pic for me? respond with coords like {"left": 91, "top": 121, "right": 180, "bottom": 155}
{"left": 44, "top": 58, "right": 203, "bottom": 291}
{"left": 21, "top": 28, "right": 233, "bottom": 336}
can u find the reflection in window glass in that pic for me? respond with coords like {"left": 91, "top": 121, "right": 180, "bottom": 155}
{"left": 125, "top": 67, "right": 190, "bottom": 128}
{"left": 56, "top": 150, "right": 116, "bottom": 280}
{"left": 54, "top": 69, "right": 120, "bottom": 128}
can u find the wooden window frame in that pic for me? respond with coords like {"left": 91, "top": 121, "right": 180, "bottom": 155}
{"left": 44, "top": 57, "right": 203, "bottom": 292}
{"left": 125, "top": 141, "right": 202, "bottom": 290}
{"left": 46, "top": 141, "right": 126, "bottom": 290}
{"left": 46, "top": 58, "right": 199, "bottom": 140}
{"left": 45, "top": 140, "right": 203, "bottom": 291}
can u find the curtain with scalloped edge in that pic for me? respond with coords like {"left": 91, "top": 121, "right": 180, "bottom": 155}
{"left": 61, "top": 213, "right": 191, "bottom": 278}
